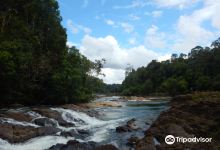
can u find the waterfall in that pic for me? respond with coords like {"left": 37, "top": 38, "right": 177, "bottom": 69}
{"left": 0, "top": 136, "right": 73, "bottom": 150}
{"left": 0, "top": 118, "right": 39, "bottom": 127}
{"left": 51, "top": 108, "right": 104, "bottom": 127}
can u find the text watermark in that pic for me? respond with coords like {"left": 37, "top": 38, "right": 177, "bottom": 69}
{"left": 165, "top": 135, "right": 212, "bottom": 145}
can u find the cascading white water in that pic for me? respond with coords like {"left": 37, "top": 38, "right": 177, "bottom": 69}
{"left": 0, "top": 97, "right": 168, "bottom": 150}
{"left": 25, "top": 111, "right": 42, "bottom": 118}
{"left": 51, "top": 108, "right": 128, "bottom": 142}
{"left": 0, "top": 136, "right": 74, "bottom": 150}
{"left": 51, "top": 108, "right": 105, "bottom": 127}
{"left": 0, "top": 107, "right": 127, "bottom": 150}
{"left": 0, "top": 118, "right": 39, "bottom": 127}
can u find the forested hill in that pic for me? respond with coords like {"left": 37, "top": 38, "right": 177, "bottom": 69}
{"left": 0, "top": 0, "right": 105, "bottom": 106}
{"left": 122, "top": 38, "right": 220, "bottom": 96}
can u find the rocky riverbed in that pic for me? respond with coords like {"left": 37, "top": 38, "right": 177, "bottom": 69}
{"left": 1, "top": 94, "right": 218, "bottom": 150}
{"left": 0, "top": 96, "right": 169, "bottom": 150}
{"left": 135, "top": 92, "right": 220, "bottom": 150}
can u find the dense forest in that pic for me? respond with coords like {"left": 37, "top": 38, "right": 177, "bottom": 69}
{"left": 122, "top": 38, "right": 220, "bottom": 96}
{"left": 0, "top": 0, "right": 105, "bottom": 105}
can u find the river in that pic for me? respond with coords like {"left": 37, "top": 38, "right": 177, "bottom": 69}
{"left": 0, "top": 96, "right": 169, "bottom": 150}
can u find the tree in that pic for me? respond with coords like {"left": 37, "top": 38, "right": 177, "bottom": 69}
{"left": 171, "top": 53, "right": 178, "bottom": 61}
{"left": 0, "top": 0, "right": 106, "bottom": 105}
{"left": 195, "top": 76, "right": 211, "bottom": 91}
{"left": 211, "top": 37, "right": 220, "bottom": 49}
{"left": 125, "top": 64, "right": 133, "bottom": 77}
{"left": 160, "top": 78, "right": 188, "bottom": 96}
{"left": 121, "top": 37, "right": 220, "bottom": 96}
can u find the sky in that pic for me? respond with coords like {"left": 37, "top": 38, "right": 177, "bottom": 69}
{"left": 57, "top": 0, "right": 220, "bottom": 84}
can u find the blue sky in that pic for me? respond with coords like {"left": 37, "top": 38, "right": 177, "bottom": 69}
{"left": 57, "top": 0, "right": 220, "bottom": 84}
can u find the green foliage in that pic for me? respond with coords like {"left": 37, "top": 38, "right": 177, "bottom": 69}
{"left": 160, "top": 78, "right": 188, "bottom": 96}
{"left": 0, "top": 0, "right": 105, "bottom": 105}
{"left": 122, "top": 37, "right": 220, "bottom": 96}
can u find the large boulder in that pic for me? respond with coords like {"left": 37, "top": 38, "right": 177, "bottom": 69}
{"left": 0, "top": 123, "right": 60, "bottom": 143}
{"left": 135, "top": 94, "right": 220, "bottom": 150}
{"left": 95, "top": 144, "right": 118, "bottom": 150}
{"left": 62, "top": 104, "right": 101, "bottom": 117}
{"left": 127, "top": 136, "right": 140, "bottom": 146}
{"left": 32, "top": 108, "right": 74, "bottom": 127}
{"left": 0, "top": 112, "right": 33, "bottom": 122}
{"left": 49, "top": 140, "right": 118, "bottom": 150}
{"left": 49, "top": 140, "right": 97, "bottom": 150}
{"left": 60, "top": 129, "right": 90, "bottom": 139}
{"left": 33, "top": 117, "right": 58, "bottom": 127}
{"left": 135, "top": 135, "right": 156, "bottom": 150}
{"left": 116, "top": 118, "right": 138, "bottom": 133}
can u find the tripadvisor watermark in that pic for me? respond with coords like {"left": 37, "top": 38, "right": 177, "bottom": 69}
{"left": 165, "top": 135, "right": 212, "bottom": 145}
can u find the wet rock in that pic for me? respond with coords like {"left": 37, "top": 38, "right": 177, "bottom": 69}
{"left": 136, "top": 94, "right": 220, "bottom": 150}
{"left": 127, "top": 118, "right": 137, "bottom": 128}
{"left": 0, "top": 123, "right": 60, "bottom": 143}
{"left": 145, "top": 122, "right": 150, "bottom": 125}
{"left": 60, "top": 130, "right": 76, "bottom": 137}
{"left": 116, "top": 125, "right": 132, "bottom": 132}
{"left": 64, "top": 113, "right": 85, "bottom": 124}
{"left": 0, "top": 112, "right": 33, "bottom": 122}
{"left": 60, "top": 129, "right": 90, "bottom": 139}
{"left": 49, "top": 140, "right": 98, "bottom": 150}
{"left": 48, "top": 143, "right": 64, "bottom": 150}
{"left": 136, "top": 135, "right": 156, "bottom": 150}
{"left": 127, "top": 136, "right": 140, "bottom": 146}
{"left": 33, "top": 108, "right": 74, "bottom": 127}
{"left": 116, "top": 118, "right": 138, "bottom": 133}
{"left": 49, "top": 140, "right": 119, "bottom": 150}
{"left": 86, "top": 110, "right": 101, "bottom": 117}
{"left": 33, "top": 117, "right": 57, "bottom": 127}
{"left": 77, "top": 129, "right": 90, "bottom": 134}
{"left": 62, "top": 104, "right": 102, "bottom": 118}
{"left": 90, "top": 102, "right": 122, "bottom": 108}
{"left": 95, "top": 144, "right": 119, "bottom": 150}
{"left": 37, "top": 127, "right": 61, "bottom": 136}
{"left": 62, "top": 104, "right": 86, "bottom": 111}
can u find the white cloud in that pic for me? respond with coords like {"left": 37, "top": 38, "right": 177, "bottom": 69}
{"left": 144, "top": 25, "right": 166, "bottom": 49}
{"left": 158, "top": 54, "right": 171, "bottom": 61}
{"left": 66, "top": 41, "right": 74, "bottom": 47}
{"left": 144, "top": 11, "right": 150, "bottom": 16}
{"left": 105, "top": 19, "right": 115, "bottom": 25}
{"left": 113, "top": 0, "right": 149, "bottom": 9}
{"left": 172, "top": 0, "right": 220, "bottom": 52}
{"left": 120, "top": 22, "right": 134, "bottom": 33}
{"left": 67, "top": 41, "right": 79, "bottom": 48}
{"left": 129, "top": 14, "right": 140, "bottom": 21}
{"left": 144, "top": 10, "right": 163, "bottom": 18}
{"left": 67, "top": 20, "right": 78, "bottom": 34}
{"left": 78, "top": 25, "right": 92, "bottom": 34}
{"left": 152, "top": 10, "right": 163, "bottom": 18}
{"left": 99, "top": 68, "right": 125, "bottom": 84}
{"left": 128, "top": 37, "right": 136, "bottom": 45}
{"left": 154, "top": 0, "right": 200, "bottom": 9}
{"left": 204, "top": 0, "right": 220, "bottom": 30}
{"left": 80, "top": 34, "right": 173, "bottom": 83}
{"left": 67, "top": 19, "right": 92, "bottom": 35}
{"left": 105, "top": 20, "right": 134, "bottom": 33}
{"left": 95, "top": 16, "right": 100, "bottom": 20}
{"left": 80, "top": 35, "right": 166, "bottom": 83}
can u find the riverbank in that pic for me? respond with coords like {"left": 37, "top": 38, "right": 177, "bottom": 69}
{"left": 0, "top": 96, "right": 169, "bottom": 150}
{"left": 136, "top": 92, "right": 220, "bottom": 150}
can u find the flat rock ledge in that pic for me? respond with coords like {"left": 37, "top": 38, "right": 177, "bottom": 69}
{"left": 0, "top": 123, "right": 60, "bottom": 143}
{"left": 49, "top": 140, "right": 118, "bottom": 150}
{"left": 135, "top": 94, "right": 220, "bottom": 150}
